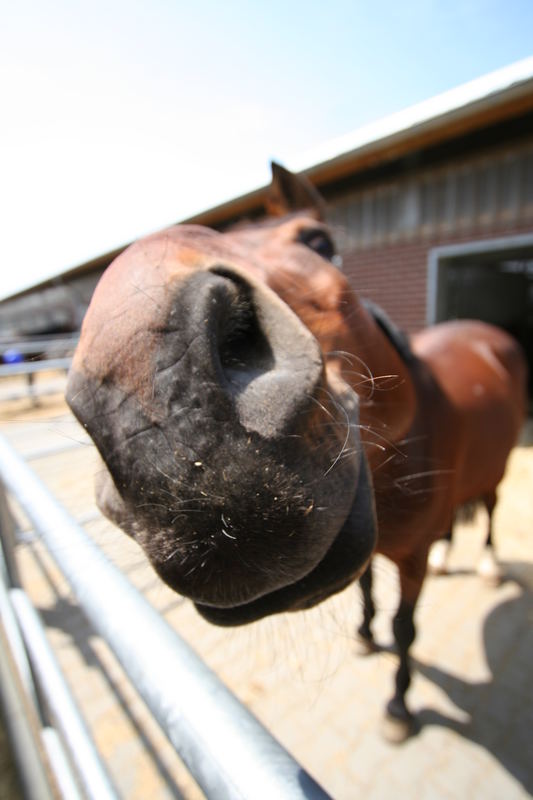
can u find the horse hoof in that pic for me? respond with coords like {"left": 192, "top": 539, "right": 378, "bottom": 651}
{"left": 427, "top": 540, "right": 450, "bottom": 575}
{"left": 381, "top": 712, "right": 416, "bottom": 744}
{"left": 355, "top": 633, "right": 379, "bottom": 655}
{"left": 477, "top": 548, "right": 502, "bottom": 586}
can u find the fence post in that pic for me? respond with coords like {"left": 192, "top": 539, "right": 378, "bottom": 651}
{"left": 0, "top": 481, "right": 20, "bottom": 586}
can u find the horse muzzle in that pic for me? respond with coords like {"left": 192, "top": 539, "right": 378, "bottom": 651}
{"left": 66, "top": 265, "right": 376, "bottom": 615}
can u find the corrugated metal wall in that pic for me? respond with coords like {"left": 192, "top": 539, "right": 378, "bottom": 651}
{"left": 332, "top": 138, "right": 533, "bottom": 332}
{"left": 328, "top": 140, "right": 533, "bottom": 251}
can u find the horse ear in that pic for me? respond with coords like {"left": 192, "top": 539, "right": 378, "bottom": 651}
{"left": 265, "top": 162, "right": 326, "bottom": 219}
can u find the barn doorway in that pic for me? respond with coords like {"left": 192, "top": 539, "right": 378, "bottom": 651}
{"left": 428, "top": 234, "right": 533, "bottom": 404}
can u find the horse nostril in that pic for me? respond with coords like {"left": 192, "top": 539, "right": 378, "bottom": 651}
{"left": 177, "top": 266, "right": 323, "bottom": 438}
{"left": 212, "top": 271, "right": 275, "bottom": 392}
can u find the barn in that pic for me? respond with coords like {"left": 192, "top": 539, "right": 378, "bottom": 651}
{"left": 1, "top": 59, "right": 533, "bottom": 800}
{"left": 2, "top": 57, "right": 533, "bottom": 390}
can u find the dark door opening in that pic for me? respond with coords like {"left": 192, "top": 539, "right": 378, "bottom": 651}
{"left": 433, "top": 245, "right": 533, "bottom": 404}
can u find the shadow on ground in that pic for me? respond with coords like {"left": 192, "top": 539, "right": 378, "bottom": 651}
{"left": 32, "top": 538, "right": 533, "bottom": 798}
{"left": 413, "top": 561, "right": 533, "bottom": 795}
{"left": 26, "top": 541, "right": 187, "bottom": 800}
{"left": 37, "top": 597, "right": 187, "bottom": 800}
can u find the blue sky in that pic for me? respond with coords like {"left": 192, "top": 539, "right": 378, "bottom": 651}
{"left": 1, "top": 0, "right": 533, "bottom": 298}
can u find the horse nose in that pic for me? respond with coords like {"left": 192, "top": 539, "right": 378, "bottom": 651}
{"left": 173, "top": 267, "right": 324, "bottom": 438}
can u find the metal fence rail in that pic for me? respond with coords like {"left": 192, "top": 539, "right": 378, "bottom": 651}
{"left": 0, "top": 542, "right": 63, "bottom": 800}
{"left": 0, "top": 358, "right": 72, "bottom": 377}
{"left": 0, "top": 477, "right": 118, "bottom": 799}
{"left": 0, "top": 433, "right": 332, "bottom": 800}
{"left": 0, "top": 334, "right": 79, "bottom": 357}
{"left": 0, "top": 358, "right": 72, "bottom": 405}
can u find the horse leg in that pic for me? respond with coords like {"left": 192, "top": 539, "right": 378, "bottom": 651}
{"left": 356, "top": 560, "right": 379, "bottom": 653}
{"left": 382, "top": 554, "right": 426, "bottom": 743}
{"left": 477, "top": 490, "right": 502, "bottom": 585}
{"left": 427, "top": 527, "right": 452, "bottom": 575}
{"left": 27, "top": 372, "right": 40, "bottom": 408}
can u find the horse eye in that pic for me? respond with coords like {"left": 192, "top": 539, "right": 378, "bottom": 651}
{"left": 298, "top": 229, "right": 335, "bottom": 261}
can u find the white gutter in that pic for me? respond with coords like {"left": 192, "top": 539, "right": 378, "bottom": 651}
{"left": 291, "top": 55, "right": 533, "bottom": 175}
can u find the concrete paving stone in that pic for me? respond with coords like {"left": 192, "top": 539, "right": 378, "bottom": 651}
{"left": 492, "top": 705, "right": 533, "bottom": 780}
{"left": 343, "top": 731, "right": 399, "bottom": 788}
{"left": 495, "top": 647, "right": 533, "bottom": 695}
{"left": 413, "top": 777, "right": 456, "bottom": 800}
{"left": 2, "top": 396, "right": 532, "bottom": 799}
{"left": 470, "top": 759, "right": 531, "bottom": 800}
{"left": 428, "top": 637, "right": 488, "bottom": 689}
{"left": 107, "top": 737, "right": 175, "bottom": 800}
{"left": 415, "top": 719, "right": 461, "bottom": 756}
{"left": 474, "top": 677, "right": 529, "bottom": 729}
{"left": 425, "top": 741, "right": 489, "bottom": 799}
{"left": 411, "top": 681, "right": 471, "bottom": 730}
{"left": 295, "top": 726, "right": 350, "bottom": 775}
{"left": 324, "top": 765, "right": 367, "bottom": 800}
{"left": 511, "top": 623, "right": 533, "bottom": 668}
{"left": 387, "top": 733, "right": 449, "bottom": 782}
{"left": 363, "top": 766, "right": 425, "bottom": 800}
{"left": 323, "top": 769, "right": 366, "bottom": 800}
{"left": 64, "top": 650, "right": 204, "bottom": 800}
{"left": 428, "top": 769, "right": 472, "bottom": 800}
{"left": 326, "top": 686, "right": 393, "bottom": 742}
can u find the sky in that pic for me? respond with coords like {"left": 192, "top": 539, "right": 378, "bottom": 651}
{"left": 1, "top": 0, "right": 533, "bottom": 299}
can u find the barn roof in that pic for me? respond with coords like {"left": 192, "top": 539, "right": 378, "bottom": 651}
{"left": 190, "top": 55, "right": 533, "bottom": 225}
{"left": 9, "top": 55, "right": 533, "bottom": 298}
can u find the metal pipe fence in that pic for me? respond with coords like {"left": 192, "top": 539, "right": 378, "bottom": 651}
{"left": 0, "top": 334, "right": 79, "bottom": 357}
{"left": 0, "top": 358, "right": 72, "bottom": 377}
{"left": 0, "top": 433, "right": 332, "bottom": 800}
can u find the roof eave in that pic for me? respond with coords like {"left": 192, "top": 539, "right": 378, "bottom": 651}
{"left": 12, "top": 58, "right": 533, "bottom": 296}
{"left": 188, "top": 70, "right": 533, "bottom": 226}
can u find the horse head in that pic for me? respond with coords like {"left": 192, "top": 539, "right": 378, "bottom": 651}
{"left": 66, "top": 164, "right": 378, "bottom": 625}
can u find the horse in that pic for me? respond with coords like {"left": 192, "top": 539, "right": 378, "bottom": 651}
{"left": 66, "top": 163, "right": 528, "bottom": 740}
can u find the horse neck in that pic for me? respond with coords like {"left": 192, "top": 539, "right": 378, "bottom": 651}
{"left": 339, "top": 299, "right": 417, "bottom": 456}
{"left": 262, "top": 261, "right": 417, "bottom": 454}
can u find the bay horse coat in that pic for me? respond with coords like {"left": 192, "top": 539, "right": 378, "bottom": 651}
{"left": 67, "top": 163, "right": 528, "bottom": 737}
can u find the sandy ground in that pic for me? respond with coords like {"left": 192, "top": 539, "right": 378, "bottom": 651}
{"left": 0, "top": 722, "right": 22, "bottom": 800}
{"left": 0, "top": 375, "right": 532, "bottom": 799}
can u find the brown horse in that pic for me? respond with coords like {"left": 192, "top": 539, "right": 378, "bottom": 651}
{"left": 66, "top": 164, "right": 528, "bottom": 739}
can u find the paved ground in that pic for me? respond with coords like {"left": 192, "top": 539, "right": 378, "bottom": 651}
{"left": 0, "top": 374, "right": 532, "bottom": 799}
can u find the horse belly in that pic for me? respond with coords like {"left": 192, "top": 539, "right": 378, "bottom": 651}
{"left": 454, "top": 399, "right": 519, "bottom": 504}
{"left": 413, "top": 321, "right": 527, "bottom": 505}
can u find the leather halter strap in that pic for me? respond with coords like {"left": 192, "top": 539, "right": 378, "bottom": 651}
{"left": 362, "top": 299, "right": 417, "bottom": 367}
